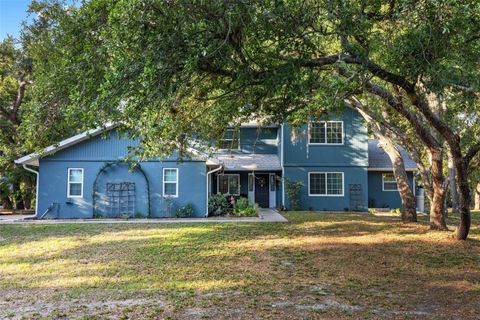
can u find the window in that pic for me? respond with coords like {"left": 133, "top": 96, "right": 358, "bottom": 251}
{"left": 67, "top": 168, "right": 84, "bottom": 198}
{"left": 382, "top": 173, "right": 398, "bottom": 191}
{"left": 218, "top": 129, "right": 240, "bottom": 149}
{"left": 217, "top": 174, "right": 240, "bottom": 195}
{"left": 163, "top": 168, "right": 178, "bottom": 197}
{"left": 309, "top": 172, "right": 344, "bottom": 196}
{"left": 308, "top": 121, "right": 343, "bottom": 144}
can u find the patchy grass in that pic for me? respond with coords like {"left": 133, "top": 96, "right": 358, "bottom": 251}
{"left": 0, "top": 212, "right": 479, "bottom": 319}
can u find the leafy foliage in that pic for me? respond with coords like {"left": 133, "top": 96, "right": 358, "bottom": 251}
{"left": 175, "top": 203, "right": 194, "bottom": 218}
{"left": 285, "top": 178, "right": 303, "bottom": 211}
{"left": 0, "top": 37, "right": 35, "bottom": 209}
{"left": 234, "top": 197, "right": 258, "bottom": 217}
{"left": 208, "top": 193, "right": 228, "bottom": 216}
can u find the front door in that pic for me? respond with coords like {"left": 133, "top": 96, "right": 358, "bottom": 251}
{"left": 254, "top": 174, "right": 269, "bottom": 208}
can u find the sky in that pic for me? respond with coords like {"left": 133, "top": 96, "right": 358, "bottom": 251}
{"left": 0, "top": 0, "right": 33, "bottom": 40}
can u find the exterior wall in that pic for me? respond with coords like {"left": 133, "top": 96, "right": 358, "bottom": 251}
{"left": 283, "top": 166, "right": 368, "bottom": 211}
{"left": 367, "top": 171, "right": 414, "bottom": 209}
{"left": 282, "top": 108, "right": 369, "bottom": 211}
{"left": 220, "top": 127, "right": 278, "bottom": 154}
{"left": 283, "top": 108, "right": 368, "bottom": 167}
{"left": 37, "top": 130, "right": 207, "bottom": 218}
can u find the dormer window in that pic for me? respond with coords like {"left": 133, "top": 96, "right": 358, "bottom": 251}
{"left": 218, "top": 128, "right": 240, "bottom": 150}
{"left": 308, "top": 121, "right": 343, "bottom": 145}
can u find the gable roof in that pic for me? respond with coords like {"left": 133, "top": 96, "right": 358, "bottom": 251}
{"left": 15, "top": 124, "right": 215, "bottom": 166}
{"left": 368, "top": 139, "right": 417, "bottom": 171}
{"left": 15, "top": 123, "right": 117, "bottom": 166}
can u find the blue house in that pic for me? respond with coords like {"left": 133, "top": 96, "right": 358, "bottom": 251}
{"left": 15, "top": 109, "right": 417, "bottom": 218}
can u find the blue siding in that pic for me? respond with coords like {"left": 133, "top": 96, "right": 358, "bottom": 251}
{"left": 283, "top": 108, "right": 368, "bottom": 167}
{"left": 281, "top": 108, "right": 369, "bottom": 211}
{"left": 216, "top": 127, "right": 279, "bottom": 154}
{"left": 32, "top": 107, "right": 412, "bottom": 216}
{"left": 37, "top": 130, "right": 207, "bottom": 218}
{"left": 44, "top": 131, "right": 139, "bottom": 162}
{"left": 38, "top": 160, "right": 207, "bottom": 218}
{"left": 284, "top": 166, "right": 368, "bottom": 211}
{"left": 240, "top": 127, "right": 278, "bottom": 154}
{"left": 367, "top": 171, "right": 414, "bottom": 209}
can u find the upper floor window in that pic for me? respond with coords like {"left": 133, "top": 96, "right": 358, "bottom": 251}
{"left": 67, "top": 168, "right": 84, "bottom": 198}
{"left": 382, "top": 173, "right": 398, "bottom": 191}
{"left": 217, "top": 174, "right": 240, "bottom": 195}
{"left": 309, "top": 172, "right": 344, "bottom": 196}
{"left": 163, "top": 168, "right": 178, "bottom": 197}
{"left": 308, "top": 121, "right": 343, "bottom": 144}
{"left": 218, "top": 129, "right": 240, "bottom": 150}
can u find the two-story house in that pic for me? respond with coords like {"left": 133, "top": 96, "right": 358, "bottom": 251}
{"left": 15, "top": 108, "right": 416, "bottom": 218}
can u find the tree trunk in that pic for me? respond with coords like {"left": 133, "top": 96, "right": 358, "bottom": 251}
{"left": 450, "top": 148, "right": 471, "bottom": 240}
{"left": 475, "top": 183, "right": 480, "bottom": 211}
{"left": 429, "top": 149, "right": 448, "bottom": 230}
{"left": 12, "top": 182, "right": 25, "bottom": 210}
{"left": 1, "top": 196, "right": 13, "bottom": 209}
{"left": 378, "top": 138, "right": 417, "bottom": 222}
{"left": 23, "top": 178, "right": 35, "bottom": 210}
{"left": 351, "top": 100, "right": 417, "bottom": 222}
{"left": 448, "top": 152, "right": 460, "bottom": 213}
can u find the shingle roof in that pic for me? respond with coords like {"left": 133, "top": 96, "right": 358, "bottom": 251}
{"left": 207, "top": 153, "right": 281, "bottom": 171}
{"left": 368, "top": 139, "right": 417, "bottom": 171}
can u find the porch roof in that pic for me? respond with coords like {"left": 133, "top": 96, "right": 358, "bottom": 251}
{"left": 207, "top": 153, "right": 281, "bottom": 171}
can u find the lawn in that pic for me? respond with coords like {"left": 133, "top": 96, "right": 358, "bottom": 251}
{"left": 0, "top": 212, "right": 479, "bottom": 319}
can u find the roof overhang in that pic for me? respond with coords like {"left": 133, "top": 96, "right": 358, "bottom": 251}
{"left": 207, "top": 153, "right": 281, "bottom": 171}
{"left": 14, "top": 123, "right": 116, "bottom": 166}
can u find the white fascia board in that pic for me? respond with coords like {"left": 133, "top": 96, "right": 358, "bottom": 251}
{"left": 14, "top": 123, "right": 116, "bottom": 166}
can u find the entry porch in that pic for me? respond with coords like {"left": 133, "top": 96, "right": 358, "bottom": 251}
{"left": 207, "top": 153, "right": 283, "bottom": 209}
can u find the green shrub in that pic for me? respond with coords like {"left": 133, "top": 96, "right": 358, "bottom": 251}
{"left": 175, "top": 203, "right": 194, "bottom": 218}
{"left": 390, "top": 208, "right": 401, "bottom": 214}
{"left": 233, "top": 198, "right": 259, "bottom": 217}
{"left": 285, "top": 178, "right": 303, "bottom": 210}
{"left": 241, "top": 204, "right": 259, "bottom": 217}
{"left": 208, "top": 193, "right": 228, "bottom": 216}
{"left": 234, "top": 197, "right": 249, "bottom": 214}
{"left": 134, "top": 212, "right": 145, "bottom": 219}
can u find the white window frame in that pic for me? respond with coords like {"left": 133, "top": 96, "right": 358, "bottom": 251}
{"left": 382, "top": 173, "right": 398, "bottom": 191}
{"left": 67, "top": 168, "right": 84, "bottom": 198}
{"left": 217, "top": 174, "right": 240, "bottom": 196}
{"left": 308, "top": 121, "right": 344, "bottom": 145}
{"left": 218, "top": 128, "right": 240, "bottom": 150}
{"left": 163, "top": 168, "right": 179, "bottom": 198}
{"left": 308, "top": 172, "right": 344, "bottom": 197}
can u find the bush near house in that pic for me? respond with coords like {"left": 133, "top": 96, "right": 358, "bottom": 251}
{"left": 208, "top": 193, "right": 229, "bottom": 216}
{"left": 175, "top": 203, "right": 194, "bottom": 218}
{"left": 234, "top": 197, "right": 259, "bottom": 217}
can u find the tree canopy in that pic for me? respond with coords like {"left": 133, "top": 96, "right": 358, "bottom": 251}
{"left": 14, "top": 0, "right": 480, "bottom": 238}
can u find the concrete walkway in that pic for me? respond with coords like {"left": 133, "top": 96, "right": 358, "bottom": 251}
{"left": 0, "top": 209, "right": 287, "bottom": 225}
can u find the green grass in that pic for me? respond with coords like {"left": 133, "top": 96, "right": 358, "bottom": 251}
{"left": 0, "top": 211, "right": 479, "bottom": 319}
